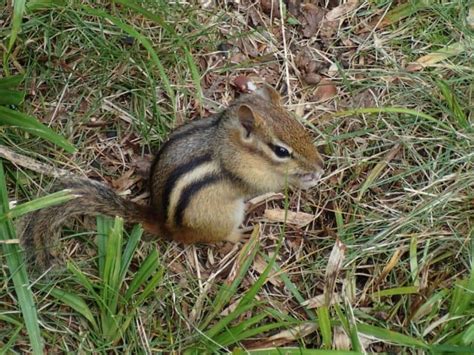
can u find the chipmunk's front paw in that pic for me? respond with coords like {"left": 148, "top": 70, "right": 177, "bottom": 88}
{"left": 224, "top": 230, "right": 244, "bottom": 243}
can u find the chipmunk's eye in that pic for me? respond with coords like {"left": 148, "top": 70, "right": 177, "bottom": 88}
{"left": 270, "top": 144, "right": 291, "bottom": 158}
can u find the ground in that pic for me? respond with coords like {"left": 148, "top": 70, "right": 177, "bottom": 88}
{"left": 0, "top": 0, "right": 473, "bottom": 353}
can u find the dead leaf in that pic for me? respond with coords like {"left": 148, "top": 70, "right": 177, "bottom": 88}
{"left": 333, "top": 326, "right": 351, "bottom": 350}
{"left": 300, "top": 4, "right": 325, "bottom": 38}
{"left": 324, "top": 239, "right": 347, "bottom": 305}
{"left": 301, "top": 292, "right": 342, "bottom": 309}
{"left": 226, "top": 226, "right": 260, "bottom": 284}
{"left": 111, "top": 169, "right": 138, "bottom": 191}
{"left": 303, "top": 72, "right": 322, "bottom": 85}
{"left": 374, "top": 248, "right": 404, "bottom": 287}
{"left": 319, "top": 19, "right": 338, "bottom": 41}
{"left": 261, "top": 0, "right": 281, "bottom": 18}
{"left": 325, "top": 0, "right": 358, "bottom": 21}
{"left": 288, "top": 0, "right": 302, "bottom": 17}
{"left": 468, "top": 5, "right": 474, "bottom": 29}
{"left": 406, "top": 62, "right": 423, "bottom": 72}
{"left": 268, "top": 322, "right": 318, "bottom": 342}
{"left": 352, "top": 89, "right": 376, "bottom": 108}
{"left": 357, "top": 143, "right": 401, "bottom": 201}
{"left": 245, "top": 323, "right": 318, "bottom": 349}
{"left": 264, "top": 208, "right": 315, "bottom": 227}
{"left": 229, "top": 52, "right": 248, "bottom": 64}
{"left": 247, "top": 192, "right": 285, "bottom": 211}
{"left": 252, "top": 255, "right": 282, "bottom": 287}
{"left": 414, "top": 42, "right": 465, "bottom": 67}
{"left": 313, "top": 78, "right": 337, "bottom": 102}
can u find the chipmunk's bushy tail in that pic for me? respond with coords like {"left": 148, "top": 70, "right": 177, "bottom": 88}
{"left": 20, "top": 178, "right": 160, "bottom": 269}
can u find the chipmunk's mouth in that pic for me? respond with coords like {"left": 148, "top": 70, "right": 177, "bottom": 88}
{"left": 293, "top": 171, "right": 324, "bottom": 189}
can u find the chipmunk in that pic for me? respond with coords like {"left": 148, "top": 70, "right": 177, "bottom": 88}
{"left": 21, "top": 85, "right": 324, "bottom": 269}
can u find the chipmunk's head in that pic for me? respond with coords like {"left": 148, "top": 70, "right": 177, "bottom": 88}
{"left": 224, "top": 85, "right": 324, "bottom": 192}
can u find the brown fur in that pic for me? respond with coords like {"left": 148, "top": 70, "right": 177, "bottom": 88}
{"left": 20, "top": 86, "right": 324, "bottom": 270}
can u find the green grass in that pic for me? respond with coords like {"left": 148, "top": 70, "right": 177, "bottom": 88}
{"left": 0, "top": 0, "right": 473, "bottom": 353}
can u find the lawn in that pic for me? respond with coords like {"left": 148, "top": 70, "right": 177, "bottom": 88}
{"left": 0, "top": 0, "right": 473, "bottom": 353}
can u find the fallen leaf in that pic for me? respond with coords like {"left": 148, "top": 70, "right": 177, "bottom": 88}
{"left": 300, "top": 3, "right": 325, "bottom": 38}
{"left": 263, "top": 208, "right": 315, "bottom": 227}
{"left": 268, "top": 322, "right": 318, "bottom": 342}
{"left": 333, "top": 326, "right": 351, "bottom": 350}
{"left": 261, "top": 0, "right": 281, "bottom": 18}
{"left": 313, "top": 78, "right": 337, "bottom": 102}
{"left": 319, "top": 19, "right": 338, "bottom": 41}
{"left": 414, "top": 41, "right": 465, "bottom": 67}
{"left": 468, "top": 5, "right": 474, "bottom": 29}
{"left": 358, "top": 1, "right": 429, "bottom": 33}
{"left": 111, "top": 169, "right": 137, "bottom": 191}
{"left": 301, "top": 292, "right": 342, "bottom": 309}
{"left": 352, "top": 89, "right": 376, "bottom": 108}
{"left": 245, "top": 323, "right": 318, "bottom": 349}
{"left": 247, "top": 192, "right": 285, "bottom": 210}
{"left": 324, "top": 239, "right": 347, "bottom": 305}
{"left": 252, "top": 255, "right": 282, "bottom": 287}
{"left": 303, "top": 72, "right": 322, "bottom": 85}
{"left": 288, "top": 0, "right": 301, "bottom": 16}
{"left": 357, "top": 143, "right": 401, "bottom": 201}
{"left": 325, "top": 0, "right": 358, "bottom": 21}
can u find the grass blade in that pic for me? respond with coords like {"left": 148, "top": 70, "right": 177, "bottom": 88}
{"left": 0, "top": 75, "right": 24, "bottom": 88}
{"left": 334, "top": 107, "right": 454, "bottom": 132}
{"left": 204, "top": 302, "right": 259, "bottom": 339}
{"left": 26, "top": 0, "right": 66, "bottom": 11}
{"left": 130, "top": 263, "right": 163, "bottom": 307}
{"left": 357, "top": 323, "right": 428, "bottom": 349}
{"left": 80, "top": 5, "right": 175, "bottom": 109}
{"left": 49, "top": 288, "right": 98, "bottom": 330}
{"left": 119, "top": 224, "right": 143, "bottom": 281}
{"left": 0, "top": 89, "right": 25, "bottom": 105}
{"left": 217, "top": 321, "right": 289, "bottom": 347}
{"left": 201, "top": 226, "right": 260, "bottom": 328}
{"left": 356, "top": 144, "right": 401, "bottom": 201}
{"left": 0, "top": 161, "right": 43, "bottom": 354}
{"left": 371, "top": 286, "right": 419, "bottom": 298}
{"left": 436, "top": 79, "right": 470, "bottom": 131}
{"left": 66, "top": 261, "right": 97, "bottom": 296}
{"left": 113, "top": 0, "right": 202, "bottom": 106}
{"left": 101, "top": 217, "right": 124, "bottom": 316}
{"left": 0, "top": 190, "right": 76, "bottom": 223}
{"left": 6, "top": 0, "right": 26, "bottom": 54}
{"left": 237, "top": 349, "right": 361, "bottom": 355}
{"left": 124, "top": 249, "right": 160, "bottom": 302}
{"left": 95, "top": 215, "right": 115, "bottom": 277}
{"left": 0, "top": 106, "right": 75, "bottom": 153}
{"left": 317, "top": 306, "right": 332, "bottom": 349}
{"left": 268, "top": 259, "right": 316, "bottom": 320}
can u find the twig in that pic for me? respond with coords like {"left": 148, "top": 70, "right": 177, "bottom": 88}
{"left": 0, "top": 145, "right": 73, "bottom": 178}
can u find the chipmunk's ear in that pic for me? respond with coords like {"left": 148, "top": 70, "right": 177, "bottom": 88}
{"left": 255, "top": 85, "right": 282, "bottom": 106}
{"left": 237, "top": 104, "right": 263, "bottom": 138}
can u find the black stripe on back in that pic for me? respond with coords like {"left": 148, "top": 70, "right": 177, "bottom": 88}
{"left": 220, "top": 164, "right": 245, "bottom": 186}
{"left": 174, "top": 174, "right": 221, "bottom": 226}
{"left": 162, "top": 153, "right": 213, "bottom": 221}
{"left": 149, "top": 113, "right": 223, "bottom": 189}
